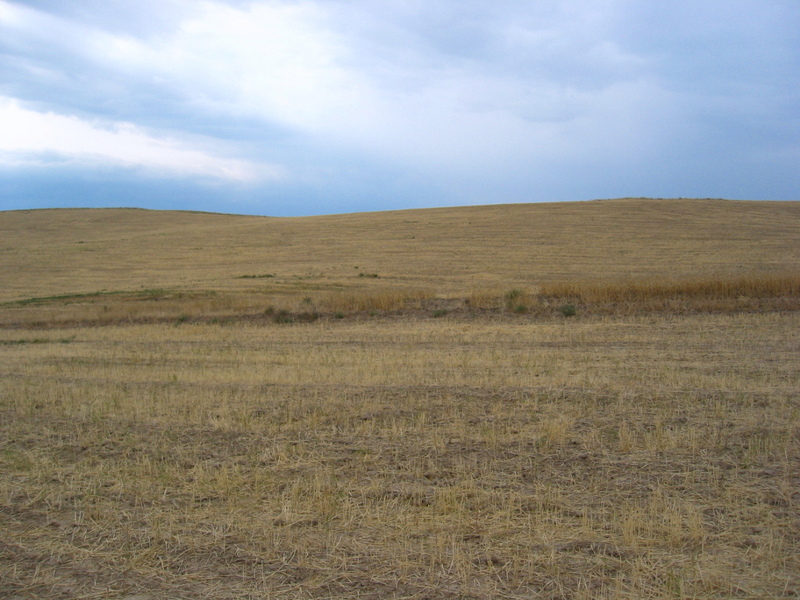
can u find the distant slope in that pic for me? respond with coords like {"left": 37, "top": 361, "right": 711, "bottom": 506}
{"left": 1, "top": 199, "right": 799, "bottom": 302}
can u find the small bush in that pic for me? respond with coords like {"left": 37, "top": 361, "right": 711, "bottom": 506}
{"left": 560, "top": 304, "right": 577, "bottom": 317}
{"left": 272, "top": 309, "right": 294, "bottom": 324}
{"left": 504, "top": 289, "right": 530, "bottom": 312}
{"left": 432, "top": 309, "right": 448, "bottom": 318}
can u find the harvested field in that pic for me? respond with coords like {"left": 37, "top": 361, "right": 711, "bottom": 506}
{"left": 1, "top": 199, "right": 798, "bottom": 598}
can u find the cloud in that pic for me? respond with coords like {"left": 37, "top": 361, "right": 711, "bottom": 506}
{"left": 83, "top": 0, "right": 668, "bottom": 171}
{"left": 4, "top": 0, "right": 789, "bottom": 171}
{"left": 0, "top": 97, "right": 279, "bottom": 181}
{"left": 89, "top": 2, "right": 385, "bottom": 139}
{"left": 27, "top": 3, "right": 636, "bottom": 151}
{"left": 1, "top": 0, "right": 799, "bottom": 213}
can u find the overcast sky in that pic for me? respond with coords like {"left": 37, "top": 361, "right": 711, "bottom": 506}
{"left": 1, "top": 0, "right": 798, "bottom": 216}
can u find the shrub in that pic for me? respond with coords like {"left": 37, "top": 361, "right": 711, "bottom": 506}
{"left": 272, "top": 309, "right": 294, "bottom": 324}
{"left": 560, "top": 304, "right": 577, "bottom": 317}
{"left": 504, "top": 289, "right": 530, "bottom": 312}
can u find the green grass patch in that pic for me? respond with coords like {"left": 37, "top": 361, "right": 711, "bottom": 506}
{"left": 6, "top": 291, "right": 121, "bottom": 306}
{"left": 0, "top": 336, "right": 75, "bottom": 345}
{"left": 3, "top": 288, "right": 184, "bottom": 307}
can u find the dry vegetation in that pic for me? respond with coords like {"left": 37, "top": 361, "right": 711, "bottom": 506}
{"left": 1, "top": 199, "right": 799, "bottom": 599}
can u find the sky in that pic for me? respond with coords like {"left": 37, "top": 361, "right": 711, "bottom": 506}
{"left": 1, "top": 0, "right": 799, "bottom": 216}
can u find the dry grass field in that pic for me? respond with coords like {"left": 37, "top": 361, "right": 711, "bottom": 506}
{"left": 1, "top": 198, "right": 799, "bottom": 599}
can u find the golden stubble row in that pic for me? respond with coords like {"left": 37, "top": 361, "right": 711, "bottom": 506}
{"left": 1, "top": 312, "right": 798, "bottom": 599}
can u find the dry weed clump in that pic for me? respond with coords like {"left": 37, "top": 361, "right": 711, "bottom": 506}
{"left": 470, "top": 273, "right": 800, "bottom": 318}
{"left": 319, "top": 289, "right": 433, "bottom": 313}
{"left": 1, "top": 313, "right": 798, "bottom": 599}
{"left": 540, "top": 272, "right": 800, "bottom": 304}
{"left": 465, "top": 289, "right": 504, "bottom": 309}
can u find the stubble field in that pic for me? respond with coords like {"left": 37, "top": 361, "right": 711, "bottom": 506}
{"left": 1, "top": 199, "right": 799, "bottom": 599}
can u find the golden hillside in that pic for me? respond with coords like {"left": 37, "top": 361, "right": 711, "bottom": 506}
{"left": 2, "top": 198, "right": 798, "bottom": 304}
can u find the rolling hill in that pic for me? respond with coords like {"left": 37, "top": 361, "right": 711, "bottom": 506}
{"left": 2, "top": 198, "right": 798, "bottom": 305}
